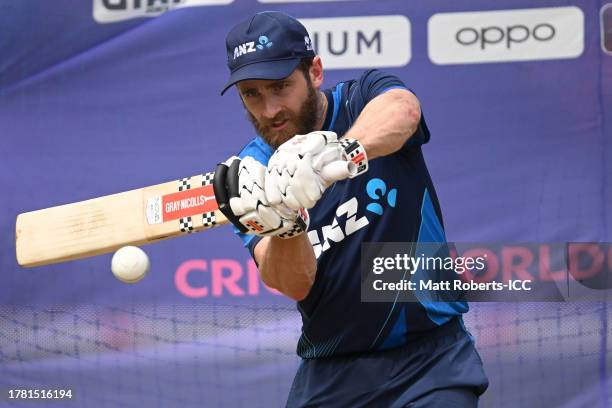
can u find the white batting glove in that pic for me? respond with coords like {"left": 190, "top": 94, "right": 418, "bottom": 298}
{"left": 213, "top": 156, "right": 309, "bottom": 239}
{"left": 265, "top": 131, "right": 368, "bottom": 210}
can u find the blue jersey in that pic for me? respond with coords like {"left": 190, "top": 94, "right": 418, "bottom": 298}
{"left": 236, "top": 70, "right": 467, "bottom": 358}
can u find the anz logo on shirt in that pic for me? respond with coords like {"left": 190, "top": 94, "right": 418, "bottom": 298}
{"left": 308, "top": 178, "right": 397, "bottom": 259}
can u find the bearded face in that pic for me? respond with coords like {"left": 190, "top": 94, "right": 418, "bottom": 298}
{"left": 237, "top": 68, "right": 322, "bottom": 149}
{"left": 246, "top": 82, "right": 319, "bottom": 148}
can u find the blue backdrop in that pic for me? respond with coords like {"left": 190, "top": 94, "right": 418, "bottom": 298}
{"left": 1, "top": 1, "right": 610, "bottom": 407}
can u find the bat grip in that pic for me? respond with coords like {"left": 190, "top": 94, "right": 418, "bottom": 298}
{"left": 319, "top": 160, "right": 357, "bottom": 183}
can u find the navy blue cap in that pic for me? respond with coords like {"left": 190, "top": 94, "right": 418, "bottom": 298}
{"left": 221, "top": 11, "right": 315, "bottom": 95}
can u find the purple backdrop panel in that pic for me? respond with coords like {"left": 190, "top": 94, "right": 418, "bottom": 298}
{"left": 1, "top": 1, "right": 610, "bottom": 407}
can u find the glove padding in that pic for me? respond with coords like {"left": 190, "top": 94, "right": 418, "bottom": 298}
{"left": 265, "top": 131, "right": 368, "bottom": 210}
{"left": 213, "top": 156, "right": 309, "bottom": 239}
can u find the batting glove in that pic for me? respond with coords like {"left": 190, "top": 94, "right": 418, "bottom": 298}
{"left": 265, "top": 131, "right": 368, "bottom": 210}
{"left": 213, "top": 156, "right": 309, "bottom": 239}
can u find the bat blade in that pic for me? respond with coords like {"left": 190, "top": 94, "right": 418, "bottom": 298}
{"left": 15, "top": 172, "right": 227, "bottom": 267}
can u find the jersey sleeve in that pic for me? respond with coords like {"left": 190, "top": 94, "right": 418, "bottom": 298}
{"left": 346, "top": 69, "right": 431, "bottom": 149}
{"left": 232, "top": 136, "right": 273, "bottom": 259}
{"left": 356, "top": 69, "right": 407, "bottom": 101}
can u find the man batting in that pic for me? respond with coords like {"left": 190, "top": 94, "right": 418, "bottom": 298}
{"left": 214, "top": 11, "right": 489, "bottom": 407}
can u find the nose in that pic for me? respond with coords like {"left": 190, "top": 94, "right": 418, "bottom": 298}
{"left": 261, "top": 97, "right": 283, "bottom": 120}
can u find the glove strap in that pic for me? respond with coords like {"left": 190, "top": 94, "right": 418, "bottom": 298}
{"left": 340, "top": 138, "right": 368, "bottom": 177}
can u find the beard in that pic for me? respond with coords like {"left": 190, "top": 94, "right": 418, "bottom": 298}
{"left": 245, "top": 82, "right": 320, "bottom": 149}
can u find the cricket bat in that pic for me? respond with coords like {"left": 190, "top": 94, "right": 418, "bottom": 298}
{"left": 16, "top": 171, "right": 226, "bottom": 267}
{"left": 16, "top": 162, "right": 355, "bottom": 268}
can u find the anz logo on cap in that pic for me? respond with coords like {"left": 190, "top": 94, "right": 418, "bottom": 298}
{"left": 256, "top": 35, "right": 274, "bottom": 50}
{"left": 233, "top": 35, "right": 274, "bottom": 59}
{"left": 305, "top": 36, "right": 314, "bottom": 51}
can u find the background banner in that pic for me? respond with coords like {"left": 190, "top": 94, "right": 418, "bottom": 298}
{"left": 1, "top": 1, "right": 610, "bottom": 406}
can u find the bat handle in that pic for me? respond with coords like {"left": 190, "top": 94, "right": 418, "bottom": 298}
{"left": 319, "top": 160, "right": 357, "bottom": 183}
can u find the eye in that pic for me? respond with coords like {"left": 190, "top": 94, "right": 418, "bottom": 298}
{"left": 273, "top": 82, "right": 288, "bottom": 91}
{"left": 242, "top": 89, "right": 259, "bottom": 99}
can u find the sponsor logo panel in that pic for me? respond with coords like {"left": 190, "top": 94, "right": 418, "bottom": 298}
{"left": 602, "top": 4, "right": 612, "bottom": 55}
{"left": 299, "top": 16, "right": 411, "bottom": 69}
{"left": 428, "top": 7, "right": 584, "bottom": 64}
{"left": 93, "top": 0, "right": 234, "bottom": 23}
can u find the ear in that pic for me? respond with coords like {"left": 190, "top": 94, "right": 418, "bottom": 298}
{"left": 309, "top": 56, "right": 324, "bottom": 89}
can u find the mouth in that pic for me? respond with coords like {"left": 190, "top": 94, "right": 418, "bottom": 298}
{"left": 270, "top": 119, "right": 288, "bottom": 131}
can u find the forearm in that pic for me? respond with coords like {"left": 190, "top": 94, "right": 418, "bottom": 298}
{"left": 344, "top": 89, "right": 421, "bottom": 160}
{"left": 254, "top": 234, "right": 317, "bottom": 301}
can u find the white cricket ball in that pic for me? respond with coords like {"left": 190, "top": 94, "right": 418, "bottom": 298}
{"left": 111, "top": 246, "right": 150, "bottom": 284}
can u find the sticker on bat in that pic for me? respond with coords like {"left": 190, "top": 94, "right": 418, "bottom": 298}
{"left": 146, "top": 196, "right": 163, "bottom": 225}
{"left": 146, "top": 185, "right": 218, "bottom": 225}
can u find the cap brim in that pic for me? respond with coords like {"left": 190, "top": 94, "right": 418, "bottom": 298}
{"left": 220, "top": 58, "right": 301, "bottom": 96}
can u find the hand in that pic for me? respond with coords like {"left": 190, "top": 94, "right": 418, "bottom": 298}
{"left": 213, "top": 156, "right": 309, "bottom": 239}
{"left": 265, "top": 131, "right": 368, "bottom": 210}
